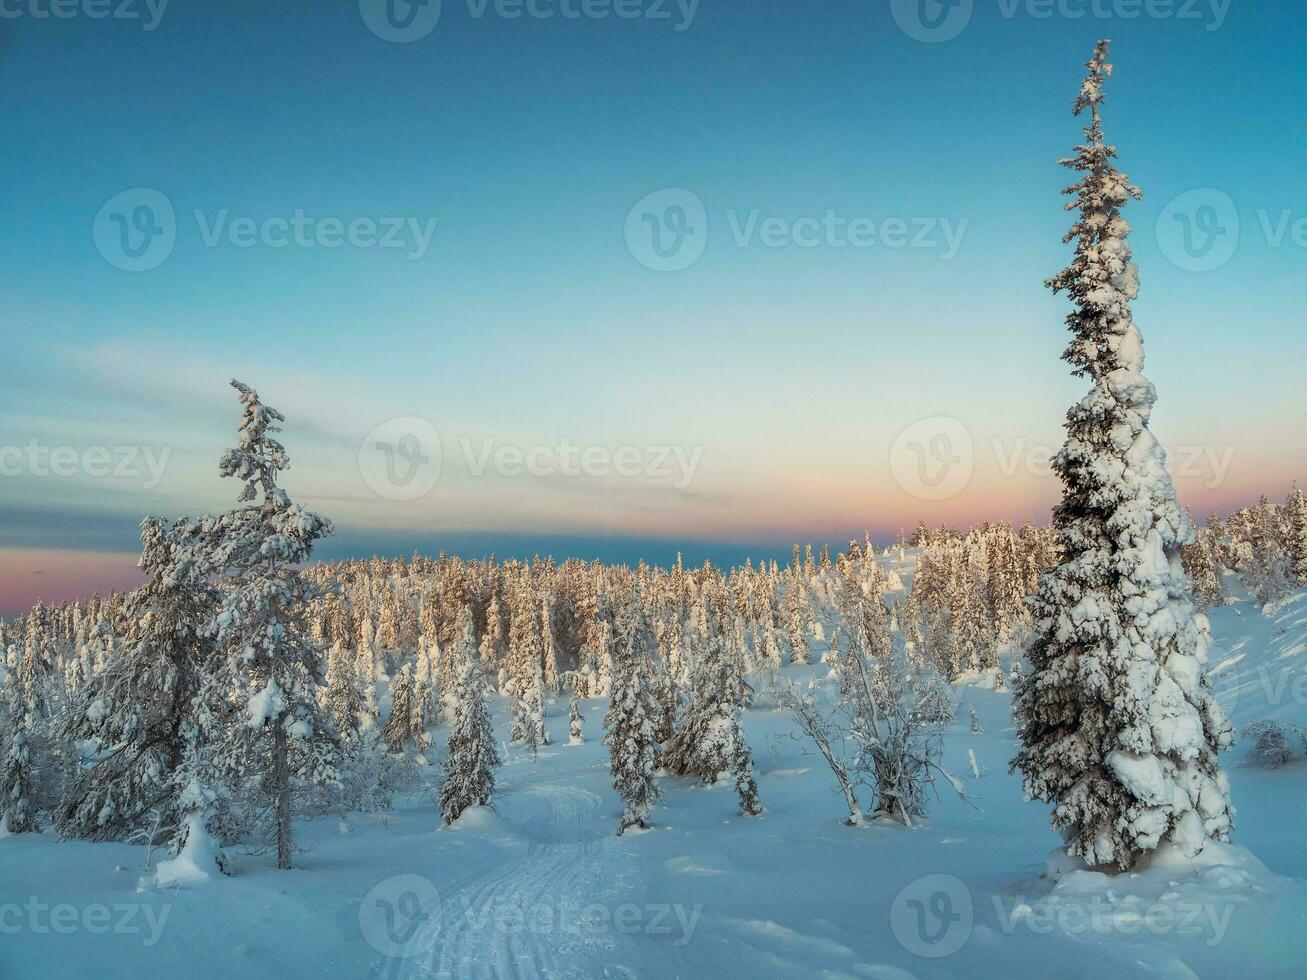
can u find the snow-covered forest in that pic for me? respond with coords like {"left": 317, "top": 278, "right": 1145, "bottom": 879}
{"left": 5, "top": 38, "right": 1307, "bottom": 980}
{"left": 3, "top": 370, "right": 1305, "bottom": 975}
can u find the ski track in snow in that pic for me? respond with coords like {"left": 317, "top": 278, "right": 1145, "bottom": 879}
{"left": 390, "top": 775, "right": 620, "bottom": 980}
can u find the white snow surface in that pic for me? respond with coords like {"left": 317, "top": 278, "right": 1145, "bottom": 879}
{"left": 4, "top": 561, "right": 1307, "bottom": 979}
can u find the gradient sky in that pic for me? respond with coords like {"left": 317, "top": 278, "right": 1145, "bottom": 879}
{"left": 2, "top": 0, "right": 1304, "bottom": 615}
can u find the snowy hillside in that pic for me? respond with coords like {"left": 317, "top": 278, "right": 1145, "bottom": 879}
{"left": 5, "top": 556, "right": 1307, "bottom": 980}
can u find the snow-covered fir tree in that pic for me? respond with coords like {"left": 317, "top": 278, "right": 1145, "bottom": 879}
{"left": 1247, "top": 532, "right": 1295, "bottom": 608}
{"left": 382, "top": 662, "right": 425, "bottom": 753}
{"left": 664, "top": 600, "right": 760, "bottom": 807}
{"left": 1182, "top": 528, "right": 1226, "bottom": 611}
{"left": 568, "top": 690, "right": 584, "bottom": 745}
{"left": 1285, "top": 485, "right": 1307, "bottom": 585}
{"left": 197, "top": 379, "right": 339, "bottom": 870}
{"left": 440, "top": 608, "right": 501, "bottom": 825}
{"left": 0, "top": 670, "right": 39, "bottom": 835}
{"left": 56, "top": 517, "right": 220, "bottom": 844}
{"left": 1012, "top": 42, "right": 1234, "bottom": 870}
{"left": 603, "top": 597, "right": 662, "bottom": 835}
{"left": 1, "top": 609, "right": 52, "bottom": 835}
{"left": 324, "top": 643, "right": 364, "bottom": 739}
{"left": 519, "top": 666, "right": 550, "bottom": 759}
{"left": 782, "top": 580, "right": 811, "bottom": 665}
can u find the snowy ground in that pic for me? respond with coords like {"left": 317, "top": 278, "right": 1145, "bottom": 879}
{"left": 4, "top": 569, "right": 1307, "bottom": 979}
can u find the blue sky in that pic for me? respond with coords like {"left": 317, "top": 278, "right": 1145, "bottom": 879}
{"left": 1, "top": 0, "right": 1304, "bottom": 612}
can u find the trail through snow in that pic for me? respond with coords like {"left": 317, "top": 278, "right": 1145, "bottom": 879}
{"left": 390, "top": 773, "right": 623, "bottom": 980}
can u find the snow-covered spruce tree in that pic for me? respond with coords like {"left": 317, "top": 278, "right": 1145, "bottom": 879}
{"left": 1182, "top": 528, "right": 1225, "bottom": 611}
{"left": 663, "top": 605, "right": 761, "bottom": 814}
{"left": 199, "top": 379, "right": 338, "bottom": 870}
{"left": 519, "top": 667, "right": 550, "bottom": 760}
{"left": 440, "top": 608, "right": 501, "bottom": 825}
{"left": 56, "top": 517, "right": 220, "bottom": 844}
{"left": 0, "top": 673, "right": 39, "bottom": 835}
{"left": 1285, "top": 485, "right": 1307, "bottom": 585}
{"left": 414, "top": 641, "right": 436, "bottom": 729}
{"left": 782, "top": 581, "right": 811, "bottom": 665}
{"left": 603, "top": 598, "right": 662, "bottom": 835}
{"left": 324, "top": 643, "right": 364, "bottom": 740}
{"left": 1012, "top": 41, "right": 1234, "bottom": 870}
{"left": 1, "top": 611, "right": 53, "bottom": 834}
{"left": 1247, "top": 533, "right": 1295, "bottom": 608}
{"left": 323, "top": 640, "right": 398, "bottom": 814}
{"left": 568, "top": 690, "right": 584, "bottom": 745}
{"left": 382, "top": 663, "right": 425, "bottom": 753}
{"left": 706, "top": 706, "right": 763, "bottom": 816}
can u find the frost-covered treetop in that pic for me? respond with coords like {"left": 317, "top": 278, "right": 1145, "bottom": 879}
{"left": 1072, "top": 38, "right": 1113, "bottom": 122}
{"left": 219, "top": 379, "right": 291, "bottom": 508}
{"left": 206, "top": 379, "right": 332, "bottom": 570}
{"left": 1047, "top": 39, "right": 1147, "bottom": 390}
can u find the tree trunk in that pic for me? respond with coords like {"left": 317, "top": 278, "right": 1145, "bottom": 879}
{"left": 274, "top": 721, "right": 292, "bottom": 870}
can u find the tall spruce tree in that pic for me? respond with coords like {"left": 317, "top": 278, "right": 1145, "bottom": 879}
{"left": 1012, "top": 41, "right": 1234, "bottom": 870}
{"left": 199, "top": 379, "right": 338, "bottom": 870}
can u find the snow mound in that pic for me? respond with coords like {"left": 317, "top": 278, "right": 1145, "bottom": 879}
{"left": 148, "top": 813, "right": 222, "bottom": 889}
{"left": 1012, "top": 840, "right": 1282, "bottom": 951}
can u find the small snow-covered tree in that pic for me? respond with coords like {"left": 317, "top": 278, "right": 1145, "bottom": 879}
{"left": 199, "top": 379, "right": 338, "bottom": 870}
{"left": 1012, "top": 42, "right": 1234, "bottom": 870}
{"left": 603, "top": 598, "right": 662, "bottom": 835}
{"left": 440, "top": 610, "right": 500, "bottom": 825}
{"left": 568, "top": 690, "right": 584, "bottom": 745}
{"left": 662, "top": 606, "right": 762, "bottom": 815}
{"left": 1183, "top": 528, "right": 1226, "bottom": 611}
{"left": 843, "top": 637, "right": 958, "bottom": 825}
{"left": 519, "top": 667, "right": 550, "bottom": 760}
{"left": 1241, "top": 721, "right": 1306, "bottom": 769}
{"left": 154, "top": 731, "right": 230, "bottom": 884}
{"left": 1247, "top": 533, "right": 1295, "bottom": 608}
{"left": 778, "top": 683, "right": 863, "bottom": 826}
{"left": 710, "top": 708, "right": 763, "bottom": 817}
